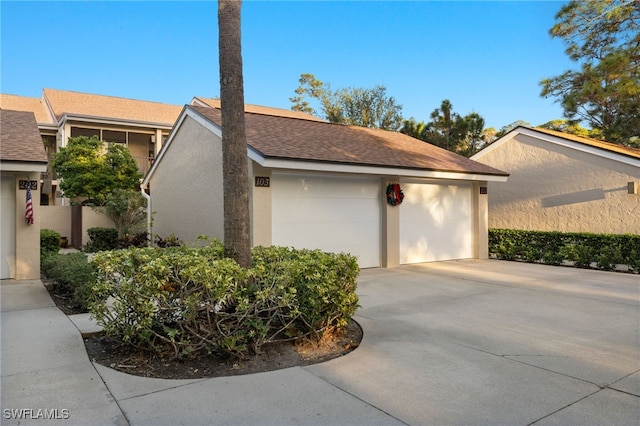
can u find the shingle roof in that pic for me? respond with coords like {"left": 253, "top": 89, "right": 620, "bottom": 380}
{"left": 190, "top": 105, "right": 508, "bottom": 176}
{"left": 530, "top": 126, "right": 640, "bottom": 160}
{"left": 0, "top": 109, "right": 48, "bottom": 163}
{"left": 43, "top": 88, "right": 182, "bottom": 126}
{"left": 193, "top": 97, "right": 326, "bottom": 122}
{"left": 0, "top": 94, "right": 53, "bottom": 124}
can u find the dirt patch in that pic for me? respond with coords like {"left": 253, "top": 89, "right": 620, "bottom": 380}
{"left": 43, "top": 278, "right": 86, "bottom": 316}
{"left": 84, "top": 321, "right": 362, "bottom": 379}
{"left": 43, "top": 275, "right": 362, "bottom": 379}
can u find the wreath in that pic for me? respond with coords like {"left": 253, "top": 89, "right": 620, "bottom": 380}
{"left": 386, "top": 183, "right": 404, "bottom": 206}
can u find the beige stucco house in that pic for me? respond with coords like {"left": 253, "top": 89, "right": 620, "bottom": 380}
{"left": 1, "top": 110, "right": 48, "bottom": 279}
{"left": 0, "top": 89, "right": 183, "bottom": 205}
{"left": 144, "top": 104, "right": 508, "bottom": 268}
{"left": 471, "top": 126, "right": 640, "bottom": 235}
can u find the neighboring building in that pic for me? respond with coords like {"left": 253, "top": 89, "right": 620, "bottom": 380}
{"left": 191, "top": 97, "right": 327, "bottom": 122}
{"left": 471, "top": 126, "right": 640, "bottom": 235}
{"left": 144, "top": 104, "right": 509, "bottom": 268}
{"left": 1, "top": 109, "right": 48, "bottom": 279}
{"left": 0, "top": 89, "right": 183, "bottom": 205}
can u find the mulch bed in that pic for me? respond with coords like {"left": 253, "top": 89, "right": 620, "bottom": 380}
{"left": 43, "top": 277, "right": 362, "bottom": 379}
{"left": 84, "top": 320, "right": 362, "bottom": 379}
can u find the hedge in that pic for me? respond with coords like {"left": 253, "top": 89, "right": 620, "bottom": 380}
{"left": 84, "top": 227, "right": 119, "bottom": 252}
{"left": 41, "top": 252, "right": 97, "bottom": 310}
{"left": 489, "top": 229, "right": 640, "bottom": 273}
{"left": 89, "top": 239, "right": 360, "bottom": 360}
{"left": 40, "top": 229, "right": 61, "bottom": 258}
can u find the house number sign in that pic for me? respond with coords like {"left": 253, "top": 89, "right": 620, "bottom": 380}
{"left": 19, "top": 180, "right": 38, "bottom": 190}
{"left": 254, "top": 177, "right": 270, "bottom": 187}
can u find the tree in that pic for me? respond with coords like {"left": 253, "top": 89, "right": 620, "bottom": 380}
{"left": 51, "top": 136, "right": 141, "bottom": 205}
{"left": 98, "top": 189, "right": 147, "bottom": 238}
{"left": 425, "top": 99, "right": 456, "bottom": 151}
{"left": 538, "top": 119, "right": 593, "bottom": 138}
{"left": 218, "top": 0, "right": 252, "bottom": 268}
{"left": 408, "top": 99, "right": 489, "bottom": 156}
{"left": 493, "top": 120, "right": 532, "bottom": 140}
{"left": 291, "top": 73, "right": 404, "bottom": 131}
{"left": 400, "top": 117, "right": 427, "bottom": 140}
{"left": 540, "top": 0, "right": 640, "bottom": 145}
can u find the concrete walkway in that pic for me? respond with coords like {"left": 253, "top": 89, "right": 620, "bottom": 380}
{"left": 1, "top": 260, "right": 639, "bottom": 425}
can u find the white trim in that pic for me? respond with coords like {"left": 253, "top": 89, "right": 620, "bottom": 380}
{"left": 140, "top": 183, "right": 152, "bottom": 246}
{"left": 247, "top": 146, "right": 265, "bottom": 165}
{"left": 519, "top": 128, "right": 640, "bottom": 167}
{"left": 142, "top": 106, "right": 223, "bottom": 185}
{"left": 147, "top": 107, "right": 508, "bottom": 185}
{"left": 261, "top": 158, "right": 509, "bottom": 182}
{"left": 37, "top": 123, "right": 58, "bottom": 131}
{"left": 470, "top": 128, "right": 520, "bottom": 160}
{"left": 0, "top": 162, "right": 47, "bottom": 173}
{"left": 472, "top": 127, "right": 640, "bottom": 168}
{"left": 190, "top": 97, "right": 210, "bottom": 107}
{"left": 142, "top": 107, "right": 188, "bottom": 185}
{"left": 58, "top": 113, "right": 174, "bottom": 130}
{"left": 184, "top": 106, "right": 223, "bottom": 137}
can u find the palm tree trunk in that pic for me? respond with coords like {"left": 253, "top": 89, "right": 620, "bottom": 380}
{"left": 218, "top": 0, "right": 251, "bottom": 268}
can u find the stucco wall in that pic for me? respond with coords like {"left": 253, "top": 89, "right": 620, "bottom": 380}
{"left": 250, "top": 163, "right": 271, "bottom": 247}
{"left": 40, "top": 206, "right": 71, "bottom": 239}
{"left": 14, "top": 171, "right": 41, "bottom": 279}
{"left": 149, "top": 116, "right": 224, "bottom": 244}
{"left": 479, "top": 134, "right": 640, "bottom": 234}
{"left": 40, "top": 206, "right": 114, "bottom": 246}
{"left": 81, "top": 207, "right": 115, "bottom": 246}
{"left": 473, "top": 181, "right": 489, "bottom": 259}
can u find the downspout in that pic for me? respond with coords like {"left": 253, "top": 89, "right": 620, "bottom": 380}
{"left": 140, "top": 182, "right": 152, "bottom": 247}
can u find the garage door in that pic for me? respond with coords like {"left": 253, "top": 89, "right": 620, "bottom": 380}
{"left": 272, "top": 173, "right": 381, "bottom": 268}
{"left": 400, "top": 182, "right": 473, "bottom": 264}
{"left": 1, "top": 175, "right": 16, "bottom": 279}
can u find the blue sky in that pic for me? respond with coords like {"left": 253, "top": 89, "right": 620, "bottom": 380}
{"left": 1, "top": 1, "right": 573, "bottom": 130}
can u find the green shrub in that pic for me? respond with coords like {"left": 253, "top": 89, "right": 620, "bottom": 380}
{"left": 154, "top": 233, "right": 183, "bottom": 248}
{"left": 119, "top": 232, "right": 149, "bottom": 248}
{"left": 89, "top": 240, "right": 360, "bottom": 360}
{"left": 489, "top": 229, "right": 639, "bottom": 273}
{"left": 85, "top": 227, "right": 118, "bottom": 252}
{"left": 40, "top": 229, "right": 61, "bottom": 258}
{"left": 41, "top": 252, "right": 97, "bottom": 311}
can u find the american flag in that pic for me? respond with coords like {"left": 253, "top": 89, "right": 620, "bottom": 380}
{"left": 25, "top": 182, "right": 34, "bottom": 225}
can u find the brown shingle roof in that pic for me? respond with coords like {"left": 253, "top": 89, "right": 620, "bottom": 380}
{"left": 0, "top": 109, "right": 48, "bottom": 163}
{"left": 0, "top": 94, "right": 53, "bottom": 124}
{"left": 193, "top": 97, "right": 326, "bottom": 122}
{"left": 190, "top": 105, "right": 508, "bottom": 176}
{"left": 43, "top": 88, "right": 182, "bottom": 126}
{"left": 530, "top": 126, "right": 640, "bottom": 160}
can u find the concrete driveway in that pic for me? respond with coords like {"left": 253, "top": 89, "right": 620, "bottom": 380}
{"left": 2, "top": 260, "right": 638, "bottom": 425}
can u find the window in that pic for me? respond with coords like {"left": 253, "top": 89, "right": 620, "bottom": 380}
{"left": 102, "top": 130, "right": 127, "bottom": 144}
{"left": 70, "top": 127, "right": 100, "bottom": 138}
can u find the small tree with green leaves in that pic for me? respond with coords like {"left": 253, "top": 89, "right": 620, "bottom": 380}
{"left": 291, "top": 73, "right": 404, "bottom": 131}
{"left": 52, "top": 136, "right": 141, "bottom": 206}
{"left": 96, "top": 189, "right": 147, "bottom": 238}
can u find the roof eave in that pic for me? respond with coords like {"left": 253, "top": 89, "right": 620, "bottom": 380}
{"left": 256, "top": 156, "right": 509, "bottom": 182}
{"left": 143, "top": 105, "right": 221, "bottom": 186}
{"left": 58, "top": 113, "right": 175, "bottom": 130}
{"left": 472, "top": 126, "right": 640, "bottom": 166}
{"left": 1, "top": 160, "right": 48, "bottom": 172}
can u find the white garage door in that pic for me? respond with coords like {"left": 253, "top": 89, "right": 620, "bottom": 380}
{"left": 1, "top": 175, "right": 16, "bottom": 279}
{"left": 400, "top": 182, "right": 473, "bottom": 264}
{"left": 272, "top": 173, "right": 381, "bottom": 268}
